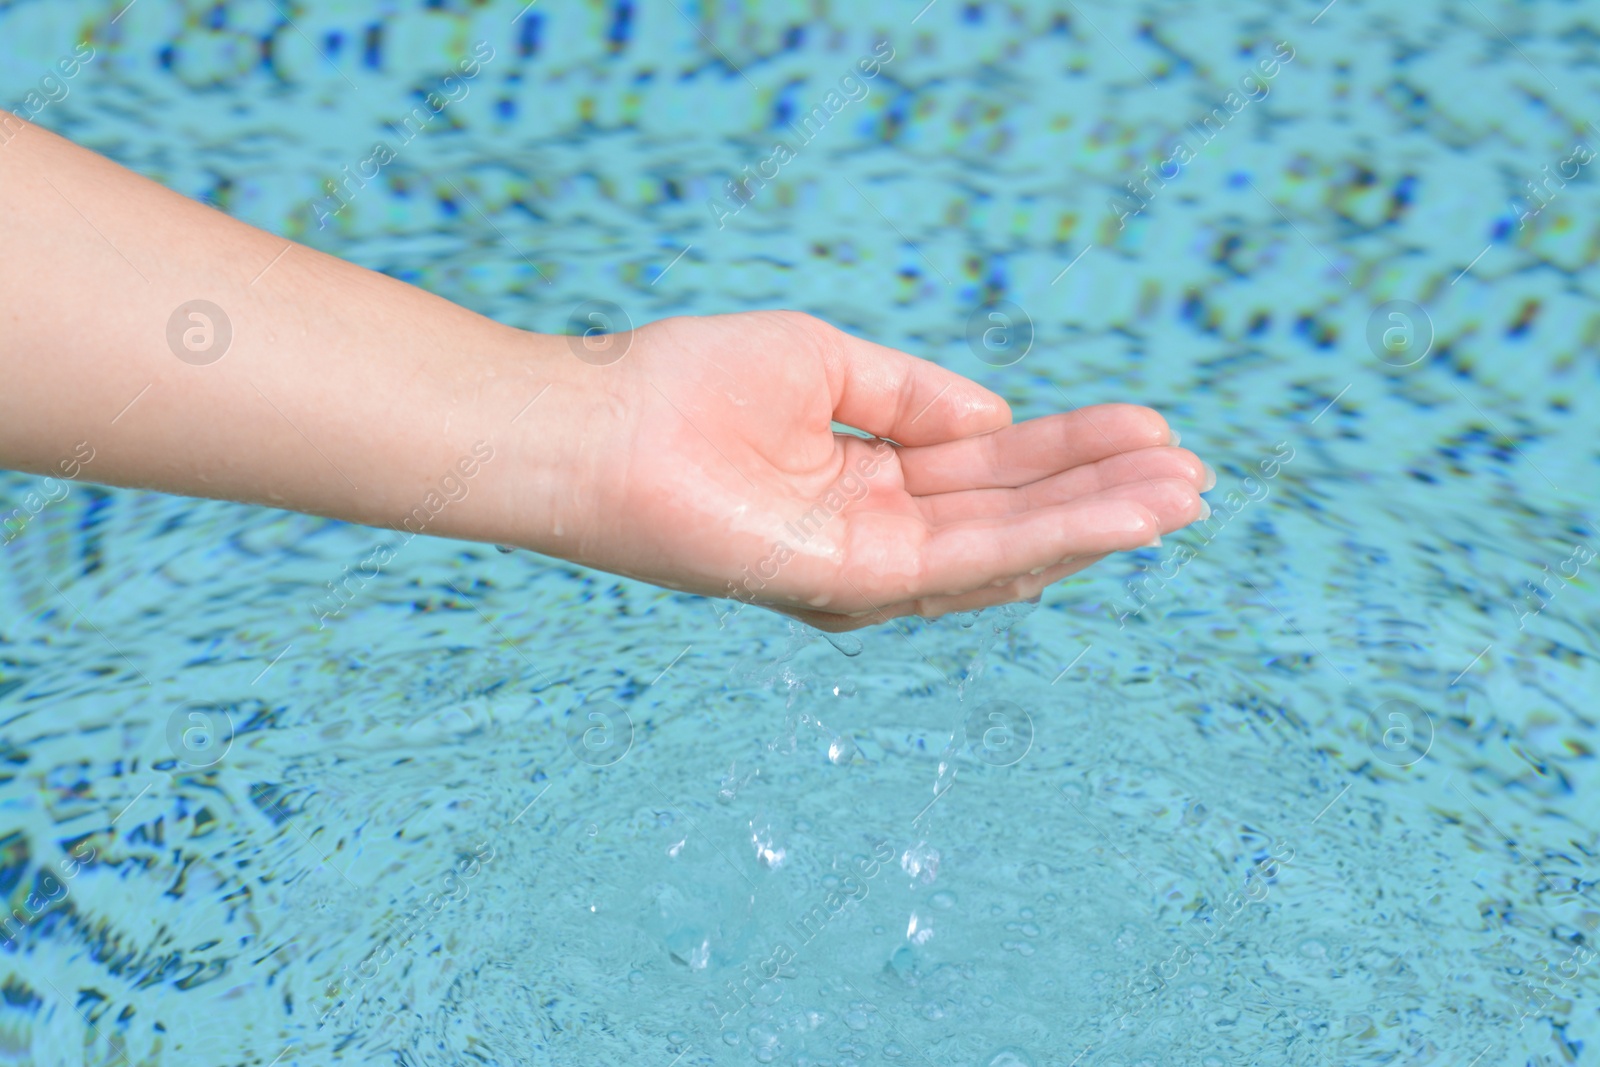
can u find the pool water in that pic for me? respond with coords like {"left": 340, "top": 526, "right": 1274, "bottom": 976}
{"left": 3, "top": 1, "right": 1598, "bottom": 1064}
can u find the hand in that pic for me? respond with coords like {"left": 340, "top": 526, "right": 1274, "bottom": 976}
{"left": 531, "top": 311, "right": 1211, "bottom": 632}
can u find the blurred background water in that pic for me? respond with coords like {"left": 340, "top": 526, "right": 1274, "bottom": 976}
{"left": 1, "top": 0, "right": 1597, "bottom": 1064}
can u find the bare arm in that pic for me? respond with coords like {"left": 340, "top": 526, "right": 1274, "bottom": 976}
{"left": 0, "top": 110, "right": 1209, "bottom": 630}
{"left": 0, "top": 109, "right": 579, "bottom": 547}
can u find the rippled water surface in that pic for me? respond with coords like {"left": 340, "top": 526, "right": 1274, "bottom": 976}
{"left": 2, "top": 1, "right": 1598, "bottom": 1064}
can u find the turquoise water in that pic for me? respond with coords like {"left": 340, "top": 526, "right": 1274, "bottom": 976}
{"left": 3, "top": 0, "right": 1598, "bottom": 1064}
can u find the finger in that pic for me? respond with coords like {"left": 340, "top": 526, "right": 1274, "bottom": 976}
{"left": 897, "top": 403, "right": 1173, "bottom": 496}
{"left": 921, "top": 476, "right": 1206, "bottom": 536}
{"left": 904, "top": 556, "right": 1103, "bottom": 618}
{"left": 811, "top": 316, "right": 1012, "bottom": 446}
{"left": 774, "top": 554, "right": 1113, "bottom": 632}
{"left": 839, "top": 497, "right": 1158, "bottom": 608}
{"left": 914, "top": 447, "right": 1210, "bottom": 524}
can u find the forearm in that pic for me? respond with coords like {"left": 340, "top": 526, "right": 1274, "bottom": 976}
{"left": 0, "top": 110, "right": 585, "bottom": 549}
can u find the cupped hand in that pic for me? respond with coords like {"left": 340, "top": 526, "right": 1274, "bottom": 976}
{"left": 543, "top": 310, "right": 1210, "bottom": 632}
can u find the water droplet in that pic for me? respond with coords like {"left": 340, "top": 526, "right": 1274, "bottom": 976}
{"left": 827, "top": 734, "right": 858, "bottom": 765}
{"left": 900, "top": 842, "right": 940, "bottom": 884}
{"left": 930, "top": 890, "right": 957, "bottom": 909}
{"left": 987, "top": 1048, "right": 1037, "bottom": 1067}
{"left": 750, "top": 824, "right": 786, "bottom": 868}
{"left": 723, "top": 1029, "right": 741, "bottom": 1045}
{"left": 494, "top": 543, "right": 517, "bottom": 554}
{"left": 934, "top": 740, "right": 959, "bottom": 795}
{"left": 823, "top": 631, "right": 864, "bottom": 656}
{"left": 844, "top": 1009, "right": 870, "bottom": 1031}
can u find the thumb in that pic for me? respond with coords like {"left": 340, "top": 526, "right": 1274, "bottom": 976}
{"left": 815, "top": 319, "right": 1011, "bottom": 446}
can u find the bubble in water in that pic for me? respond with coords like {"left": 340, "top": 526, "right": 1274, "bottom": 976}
{"left": 828, "top": 734, "right": 858, "bottom": 765}
{"left": 844, "top": 1009, "right": 870, "bottom": 1031}
{"left": 748, "top": 1024, "right": 779, "bottom": 1059}
{"left": 823, "top": 630, "right": 864, "bottom": 656}
{"left": 987, "top": 1048, "right": 1037, "bottom": 1067}
{"left": 930, "top": 890, "right": 957, "bottom": 909}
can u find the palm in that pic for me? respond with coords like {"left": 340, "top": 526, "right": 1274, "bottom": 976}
{"left": 583, "top": 311, "right": 1207, "bottom": 632}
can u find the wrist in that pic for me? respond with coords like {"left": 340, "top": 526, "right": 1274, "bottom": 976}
{"left": 409, "top": 326, "right": 614, "bottom": 557}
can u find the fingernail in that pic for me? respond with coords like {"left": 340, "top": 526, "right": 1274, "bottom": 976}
{"left": 1141, "top": 535, "right": 1162, "bottom": 548}
{"left": 1197, "top": 499, "right": 1212, "bottom": 520}
{"left": 1168, "top": 428, "right": 1181, "bottom": 446}
{"left": 1200, "top": 462, "right": 1217, "bottom": 491}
